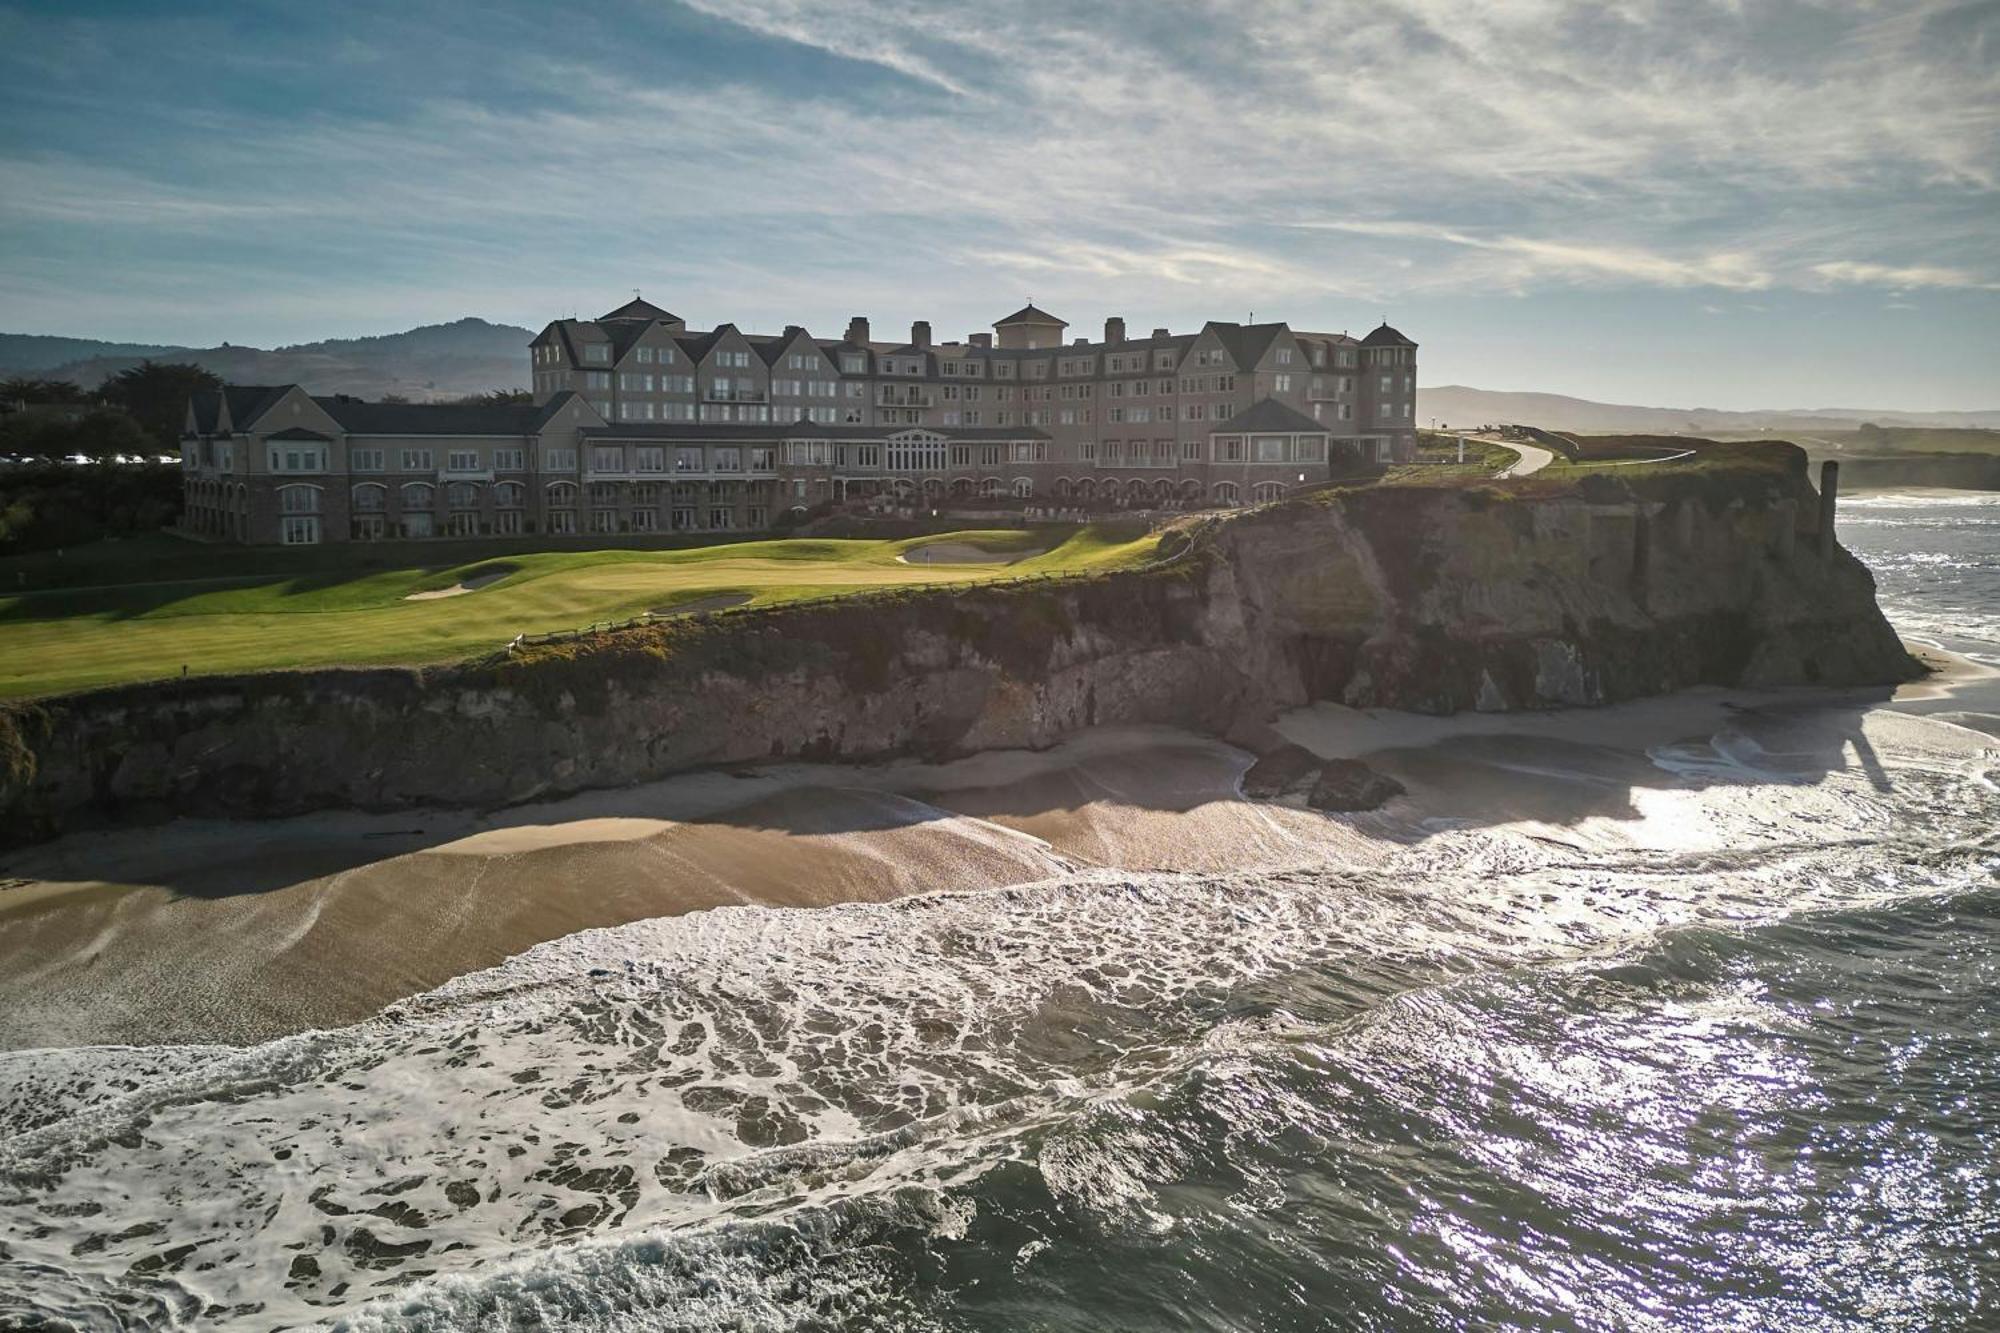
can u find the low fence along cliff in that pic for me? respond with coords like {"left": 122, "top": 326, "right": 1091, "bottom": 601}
{"left": 0, "top": 447, "right": 1919, "bottom": 847}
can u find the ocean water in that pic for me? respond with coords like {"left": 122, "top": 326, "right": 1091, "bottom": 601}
{"left": 2, "top": 493, "right": 1998, "bottom": 1332}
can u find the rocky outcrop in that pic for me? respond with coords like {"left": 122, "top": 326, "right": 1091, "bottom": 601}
{"left": 0, "top": 445, "right": 1919, "bottom": 848}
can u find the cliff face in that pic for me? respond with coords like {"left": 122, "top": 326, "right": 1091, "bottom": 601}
{"left": 0, "top": 450, "right": 1918, "bottom": 848}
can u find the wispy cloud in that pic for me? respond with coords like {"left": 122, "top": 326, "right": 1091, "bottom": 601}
{"left": 0, "top": 0, "right": 1994, "bottom": 408}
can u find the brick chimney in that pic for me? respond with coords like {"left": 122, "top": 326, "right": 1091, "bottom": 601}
{"left": 845, "top": 316, "right": 870, "bottom": 344}
{"left": 969, "top": 333, "right": 992, "bottom": 349}
{"left": 1104, "top": 316, "right": 1126, "bottom": 344}
{"left": 1152, "top": 327, "right": 1170, "bottom": 339}
{"left": 911, "top": 320, "right": 931, "bottom": 348}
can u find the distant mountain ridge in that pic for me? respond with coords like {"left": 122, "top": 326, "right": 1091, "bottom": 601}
{"left": 6, "top": 321, "right": 1995, "bottom": 428}
{"left": 1418, "top": 385, "right": 2000, "bottom": 434}
{"left": 0, "top": 318, "right": 535, "bottom": 401}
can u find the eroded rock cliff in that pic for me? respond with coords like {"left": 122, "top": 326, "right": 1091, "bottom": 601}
{"left": 0, "top": 446, "right": 1918, "bottom": 847}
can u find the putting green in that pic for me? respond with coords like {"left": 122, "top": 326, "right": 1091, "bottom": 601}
{"left": 0, "top": 526, "right": 1160, "bottom": 698}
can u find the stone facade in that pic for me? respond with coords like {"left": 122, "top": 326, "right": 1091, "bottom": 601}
{"left": 182, "top": 300, "right": 1419, "bottom": 544}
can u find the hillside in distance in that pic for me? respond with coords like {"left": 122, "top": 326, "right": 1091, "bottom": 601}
{"left": 2, "top": 319, "right": 534, "bottom": 401}
{"left": 1419, "top": 385, "right": 2000, "bottom": 435}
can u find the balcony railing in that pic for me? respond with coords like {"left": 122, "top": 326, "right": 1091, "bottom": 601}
{"left": 876, "top": 390, "right": 935, "bottom": 408}
{"left": 703, "top": 387, "right": 767, "bottom": 403}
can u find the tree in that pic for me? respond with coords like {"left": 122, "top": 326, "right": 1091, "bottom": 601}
{"left": 99, "top": 361, "right": 222, "bottom": 448}
{"left": 0, "top": 407, "right": 150, "bottom": 463}
{"left": 0, "top": 376, "right": 92, "bottom": 407}
{"left": 454, "top": 388, "right": 533, "bottom": 404}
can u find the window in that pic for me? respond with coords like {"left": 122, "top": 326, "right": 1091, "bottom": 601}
{"left": 632, "top": 508, "right": 657, "bottom": 531}
{"left": 352, "top": 483, "right": 386, "bottom": 512}
{"left": 585, "top": 372, "right": 610, "bottom": 390}
{"left": 401, "top": 511, "right": 434, "bottom": 539}
{"left": 592, "top": 446, "right": 624, "bottom": 473}
{"left": 1218, "top": 436, "right": 1243, "bottom": 462}
{"left": 590, "top": 508, "right": 617, "bottom": 534}
{"left": 1182, "top": 439, "right": 1201, "bottom": 460}
{"left": 280, "top": 515, "right": 320, "bottom": 545}
{"left": 1277, "top": 349, "right": 1293, "bottom": 366}
{"left": 843, "top": 354, "right": 865, "bottom": 373}
{"left": 447, "top": 450, "right": 480, "bottom": 472}
{"left": 401, "top": 482, "right": 436, "bottom": 508}
{"left": 351, "top": 514, "right": 386, "bottom": 541}
{"left": 749, "top": 447, "right": 776, "bottom": 472}
{"left": 494, "top": 482, "right": 524, "bottom": 508}
{"left": 268, "top": 445, "right": 325, "bottom": 473}
{"left": 448, "top": 482, "right": 480, "bottom": 509}
{"left": 400, "top": 449, "right": 434, "bottom": 472}
{"left": 494, "top": 448, "right": 524, "bottom": 471}
{"left": 350, "top": 448, "right": 385, "bottom": 472}
{"left": 544, "top": 448, "right": 577, "bottom": 471}
{"left": 278, "top": 484, "right": 320, "bottom": 514}
{"left": 546, "top": 481, "right": 578, "bottom": 506}
{"left": 709, "top": 507, "right": 734, "bottom": 529}
{"left": 676, "top": 447, "right": 705, "bottom": 472}
{"left": 494, "top": 510, "right": 522, "bottom": 535}
{"left": 547, "top": 509, "right": 575, "bottom": 534}
{"left": 584, "top": 345, "right": 609, "bottom": 364}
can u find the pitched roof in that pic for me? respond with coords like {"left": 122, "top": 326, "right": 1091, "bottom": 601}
{"left": 1361, "top": 322, "right": 1416, "bottom": 347}
{"left": 312, "top": 397, "right": 543, "bottom": 435}
{"left": 1213, "top": 397, "right": 1328, "bottom": 434}
{"left": 531, "top": 389, "right": 588, "bottom": 431}
{"left": 994, "top": 304, "right": 1067, "bottom": 328}
{"left": 599, "top": 297, "right": 679, "bottom": 322}
{"left": 264, "top": 426, "right": 332, "bottom": 441}
{"left": 186, "top": 385, "right": 291, "bottom": 434}
{"left": 1204, "top": 321, "right": 1293, "bottom": 371}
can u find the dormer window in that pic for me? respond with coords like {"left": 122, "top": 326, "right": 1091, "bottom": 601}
{"left": 584, "top": 345, "right": 609, "bottom": 364}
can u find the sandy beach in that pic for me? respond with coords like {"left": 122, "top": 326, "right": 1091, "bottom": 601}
{"left": 3, "top": 650, "right": 1993, "bottom": 1051}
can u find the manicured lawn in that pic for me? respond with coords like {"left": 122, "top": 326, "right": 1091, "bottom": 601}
{"left": 0, "top": 525, "right": 1160, "bottom": 698}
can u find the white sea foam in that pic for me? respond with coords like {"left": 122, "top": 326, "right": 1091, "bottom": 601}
{"left": 3, "top": 703, "right": 1995, "bottom": 1330}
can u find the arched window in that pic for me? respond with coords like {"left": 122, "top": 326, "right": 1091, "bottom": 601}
{"left": 1252, "top": 482, "right": 1287, "bottom": 503}
{"left": 1052, "top": 478, "right": 1073, "bottom": 500}
{"left": 401, "top": 482, "right": 436, "bottom": 509}
{"left": 949, "top": 478, "right": 974, "bottom": 497}
{"left": 1125, "top": 478, "right": 1149, "bottom": 501}
{"left": 277, "top": 483, "right": 321, "bottom": 514}
{"left": 1075, "top": 478, "right": 1096, "bottom": 501}
{"left": 1012, "top": 477, "right": 1033, "bottom": 498}
{"left": 448, "top": 481, "right": 481, "bottom": 510}
{"left": 493, "top": 481, "right": 525, "bottom": 508}
{"left": 979, "top": 476, "right": 1002, "bottom": 497}
{"left": 1152, "top": 479, "right": 1174, "bottom": 501}
{"left": 1179, "top": 478, "right": 1202, "bottom": 499}
{"left": 545, "top": 481, "right": 578, "bottom": 506}
{"left": 1212, "top": 482, "right": 1239, "bottom": 505}
{"left": 352, "top": 483, "right": 387, "bottom": 512}
{"left": 922, "top": 477, "right": 945, "bottom": 497}
{"left": 890, "top": 477, "right": 914, "bottom": 498}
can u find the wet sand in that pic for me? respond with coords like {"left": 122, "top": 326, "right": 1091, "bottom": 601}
{"left": 4, "top": 649, "right": 1991, "bottom": 1052}
{"left": 0, "top": 729, "right": 1368, "bottom": 1049}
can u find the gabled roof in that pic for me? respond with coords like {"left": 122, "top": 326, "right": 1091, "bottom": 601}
{"left": 994, "top": 304, "right": 1067, "bottom": 328}
{"left": 531, "top": 389, "right": 588, "bottom": 431}
{"left": 312, "top": 397, "right": 543, "bottom": 435}
{"left": 1212, "top": 397, "right": 1328, "bottom": 435}
{"left": 264, "top": 426, "right": 332, "bottom": 441}
{"left": 604, "top": 319, "right": 670, "bottom": 363}
{"left": 1361, "top": 323, "right": 1416, "bottom": 347}
{"left": 187, "top": 385, "right": 291, "bottom": 434}
{"left": 599, "top": 297, "right": 679, "bottom": 323}
{"left": 1204, "top": 321, "right": 1293, "bottom": 371}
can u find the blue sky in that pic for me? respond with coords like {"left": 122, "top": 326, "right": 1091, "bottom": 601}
{"left": 1, "top": 0, "right": 1995, "bottom": 410}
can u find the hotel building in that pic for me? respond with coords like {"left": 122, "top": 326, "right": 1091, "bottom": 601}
{"left": 181, "top": 299, "right": 1417, "bottom": 544}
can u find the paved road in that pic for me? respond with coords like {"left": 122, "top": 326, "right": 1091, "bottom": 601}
{"left": 1492, "top": 441, "right": 1556, "bottom": 477}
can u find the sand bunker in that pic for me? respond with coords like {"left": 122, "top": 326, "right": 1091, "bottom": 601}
{"left": 650, "top": 592, "right": 752, "bottom": 617}
{"left": 404, "top": 565, "right": 516, "bottom": 600}
{"left": 898, "top": 542, "right": 1048, "bottom": 565}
